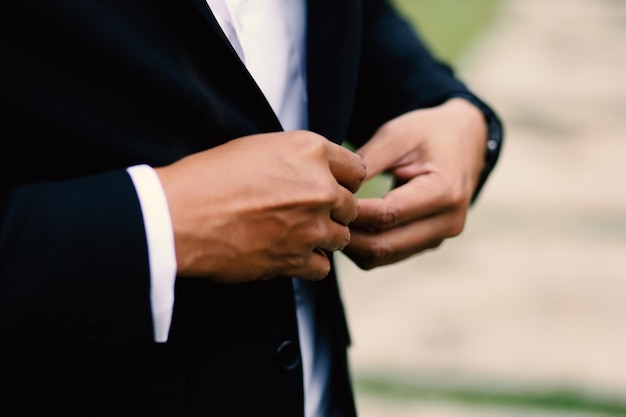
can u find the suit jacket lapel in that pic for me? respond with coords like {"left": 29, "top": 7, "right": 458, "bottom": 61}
{"left": 185, "top": 0, "right": 283, "bottom": 134}
{"left": 184, "top": 0, "right": 362, "bottom": 140}
{"left": 186, "top": 0, "right": 240, "bottom": 59}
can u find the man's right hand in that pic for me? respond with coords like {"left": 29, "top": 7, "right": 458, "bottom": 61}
{"left": 155, "top": 130, "right": 365, "bottom": 283}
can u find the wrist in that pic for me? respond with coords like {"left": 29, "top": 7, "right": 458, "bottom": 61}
{"left": 447, "top": 93, "right": 504, "bottom": 202}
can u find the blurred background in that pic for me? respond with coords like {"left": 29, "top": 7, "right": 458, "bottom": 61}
{"left": 336, "top": 0, "right": 626, "bottom": 416}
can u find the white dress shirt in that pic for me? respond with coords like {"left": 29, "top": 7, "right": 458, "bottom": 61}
{"left": 127, "top": 1, "right": 331, "bottom": 416}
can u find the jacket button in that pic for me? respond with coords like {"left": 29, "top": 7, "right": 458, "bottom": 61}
{"left": 275, "top": 340, "right": 300, "bottom": 371}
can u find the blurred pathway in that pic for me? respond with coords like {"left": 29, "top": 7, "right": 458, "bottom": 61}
{"left": 337, "top": 0, "right": 626, "bottom": 415}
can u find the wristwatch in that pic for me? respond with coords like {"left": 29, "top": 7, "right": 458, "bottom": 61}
{"left": 452, "top": 92, "right": 504, "bottom": 203}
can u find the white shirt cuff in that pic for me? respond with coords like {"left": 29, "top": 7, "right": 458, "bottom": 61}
{"left": 127, "top": 164, "right": 177, "bottom": 343}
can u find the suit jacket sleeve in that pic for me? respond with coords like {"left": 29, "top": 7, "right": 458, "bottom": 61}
{"left": 0, "top": 0, "right": 237, "bottom": 360}
{"left": 0, "top": 170, "right": 156, "bottom": 360}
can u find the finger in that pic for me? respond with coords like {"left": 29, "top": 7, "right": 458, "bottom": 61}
{"left": 344, "top": 212, "right": 457, "bottom": 270}
{"left": 317, "top": 220, "right": 351, "bottom": 253}
{"left": 355, "top": 126, "right": 419, "bottom": 181}
{"left": 326, "top": 142, "right": 366, "bottom": 193}
{"left": 350, "top": 176, "right": 447, "bottom": 232}
{"left": 291, "top": 249, "right": 331, "bottom": 281}
{"left": 291, "top": 216, "right": 351, "bottom": 279}
{"left": 330, "top": 185, "right": 359, "bottom": 226}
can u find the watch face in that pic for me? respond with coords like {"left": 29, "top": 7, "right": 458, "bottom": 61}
{"left": 482, "top": 103, "right": 503, "bottom": 165}
{"left": 487, "top": 138, "right": 499, "bottom": 153}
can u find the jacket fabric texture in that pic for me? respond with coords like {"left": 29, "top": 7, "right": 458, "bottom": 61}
{"left": 1, "top": 0, "right": 488, "bottom": 415}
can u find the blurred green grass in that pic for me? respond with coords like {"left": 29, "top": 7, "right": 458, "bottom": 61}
{"left": 391, "top": 0, "right": 502, "bottom": 64}
{"left": 356, "top": 375, "right": 626, "bottom": 415}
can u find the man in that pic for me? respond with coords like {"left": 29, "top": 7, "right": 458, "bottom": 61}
{"left": 0, "top": 0, "right": 502, "bottom": 416}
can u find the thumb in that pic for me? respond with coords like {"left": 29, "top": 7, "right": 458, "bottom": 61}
{"left": 356, "top": 133, "right": 415, "bottom": 181}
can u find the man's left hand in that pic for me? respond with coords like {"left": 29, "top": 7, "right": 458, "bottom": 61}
{"left": 343, "top": 98, "right": 487, "bottom": 270}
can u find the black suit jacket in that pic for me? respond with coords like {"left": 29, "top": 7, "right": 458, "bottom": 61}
{"left": 0, "top": 0, "right": 496, "bottom": 416}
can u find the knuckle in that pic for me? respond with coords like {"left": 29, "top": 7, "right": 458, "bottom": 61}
{"left": 356, "top": 157, "right": 367, "bottom": 186}
{"left": 303, "top": 182, "right": 337, "bottom": 207}
{"left": 347, "top": 195, "right": 359, "bottom": 224}
{"left": 357, "top": 236, "right": 392, "bottom": 269}
{"left": 302, "top": 132, "right": 327, "bottom": 152}
{"left": 338, "top": 227, "right": 351, "bottom": 250}
{"left": 374, "top": 205, "right": 398, "bottom": 230}
{"left": 446, "top": 215, "right": 467, "bottom": 237}
{"left": 371, "top": 238, "right": 393, "bottom": 260}
{"left": 292, "top": 132, "right": 328, "bottom": 161}
{"left": 440, "top": 182, "right": 468, "bottom": 210}
{"left": 315, "top": 263, "right": 331, "bottom": 281}
{"left": 305, "top": 218, "right": 327, "bottom": 242}
{"left": 320, "top": 186, "right": 339, "bottom": 205}
{"left": 358, "top": 261, "right": 377, "bottom": 271}
{"left": 449, "top": 190, "right": 466, "bottom": 209}
{"left": 284, "top": 254, "right": 307, "bottom": 270}
{"left": 425, "top": 238, "right": 445, "bottom": 251}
